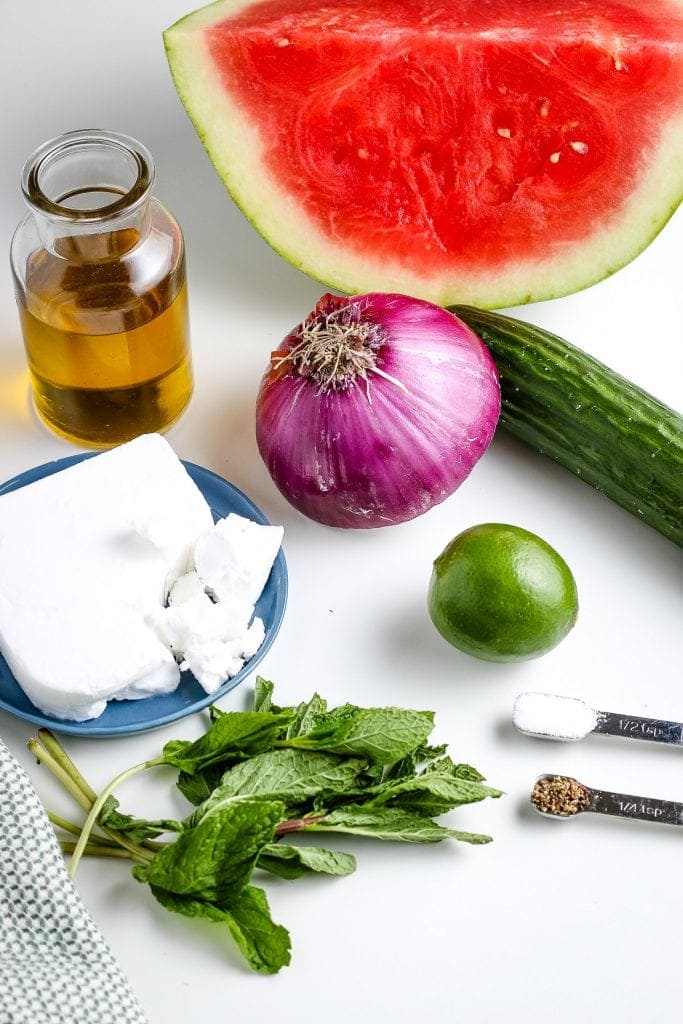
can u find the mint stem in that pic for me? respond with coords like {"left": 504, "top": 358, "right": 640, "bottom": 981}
{"left": 59, "top": 840, "right": 145, "bottom": 862}
{"left": 68, "top": 757, "right": 165, "bottom": 878}
{"left": 30, "top": 732, "right": 164, "bottom": 863}
{"left": 276, "top": 813, "right": 325, "bottom": 835}
{"left": 37, "top": 729, "right": 98, "bottom": 804}
{"left": 49, "top": 812, "right": 118, "bottom": 846}
{"left": 28, "top": 738, "right": 93, "bottom": 814}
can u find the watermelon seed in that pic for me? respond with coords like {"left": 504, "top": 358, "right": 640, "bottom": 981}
{"left": 357, "top": 148, "right": 370, "bottom": 160}
{"left": 276, "top": 38, "right": 290, "bottom": 47}
{"left": 549, "top": 152, "right": 561, "bottom": 164}
{"left": 538, "top": 100, "right": 550, "bottom": 118}
{"left": 569, "top": 141, "right": 589, "bottom": 155}
{"left": 496, "top": 127, "right": 511, "bottom": 139}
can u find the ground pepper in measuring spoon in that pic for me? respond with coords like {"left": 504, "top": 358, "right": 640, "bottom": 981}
{"left": 531, "top": 775, "right": 591, "bottom": 816}
{"left": 10, "top": 130, "right": 193, "bottom": 447}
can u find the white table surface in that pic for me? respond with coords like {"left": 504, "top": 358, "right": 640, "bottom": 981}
{"left": 1, "top": 4, "right": 682, "bottom": 1022}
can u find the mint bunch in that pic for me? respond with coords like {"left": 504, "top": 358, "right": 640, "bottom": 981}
{"left": 30, "top": 679, "right": 501, "bottom": 974}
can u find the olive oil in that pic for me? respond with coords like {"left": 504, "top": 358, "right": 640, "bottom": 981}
{"left": 18, "top": 253, "right": 192, "bottom": 446}
{"left": 11, "top": 131, "right": 194, "bottom": 447}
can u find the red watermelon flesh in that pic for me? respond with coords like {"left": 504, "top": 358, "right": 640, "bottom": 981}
{"left": 164, "top": 0, "right": 683, "bottom": 307}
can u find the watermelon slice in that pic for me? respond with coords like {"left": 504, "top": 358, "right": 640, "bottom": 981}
{"left": 164, "top": 0, "right": 683, "bottom": 308}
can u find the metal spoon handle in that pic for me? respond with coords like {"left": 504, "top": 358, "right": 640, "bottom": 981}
{"left": 593, "top": 712, "right": 683, "bottom": 745}
{"left": 587, "top": 786, "right": 683, "bottom": 826}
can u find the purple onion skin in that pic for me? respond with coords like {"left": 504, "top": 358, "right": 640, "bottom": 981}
{"left": 256, "top": 293, "right": 501, "bottom": 529}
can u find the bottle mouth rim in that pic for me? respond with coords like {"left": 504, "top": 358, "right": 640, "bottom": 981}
{"left": 21, "top": 129, "right": 156, "bottom": 222}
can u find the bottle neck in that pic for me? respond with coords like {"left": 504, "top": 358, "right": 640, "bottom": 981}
{"left": 34, "top": 201, "right": 154, "bottom": 261}
{"left": 21, "top": 130, "right": 156, "bottom": 262}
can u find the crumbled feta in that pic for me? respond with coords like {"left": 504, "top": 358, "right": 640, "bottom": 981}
{"left": 241, "top": 616, "right": 266, "bottom": 659}
{"left": 179, "top": 616, "right": 266, "bottom": 695}
{"left": 167, "top": 571, "right": 206, "bottom": 606}
{"left": 0, "top": 434, "right": 283, "bottom": 721}
{"left": 152, "top": 590, "right": 254, "bottom": 654}
{"left": 194, "top": 514, "right": 284, "bottom": 604}
{"left": 155, "top": 517, "right": 279, "bottom": 697}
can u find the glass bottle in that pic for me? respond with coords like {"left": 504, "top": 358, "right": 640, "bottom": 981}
{"left": 10, "top": 129, "right": 194, "bottom": 447}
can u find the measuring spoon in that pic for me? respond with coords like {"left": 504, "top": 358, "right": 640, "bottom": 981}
{"left": 530, "top": 774, "right": 683, "bottom": 828}
{"left": 513, "top": 691, "right": 683, "bottom": 745}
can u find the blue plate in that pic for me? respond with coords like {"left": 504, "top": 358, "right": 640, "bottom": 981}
{"left": 0, "top": 453, "right": 287, "bottom": 737}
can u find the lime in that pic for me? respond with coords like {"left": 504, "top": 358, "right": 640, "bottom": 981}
{"left": 428, "top": 523, "right": 578, "bottom": 662}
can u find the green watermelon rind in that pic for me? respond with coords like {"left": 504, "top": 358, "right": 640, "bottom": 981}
{"left": 164, "top": 0, "right": 683, "bottom": 309}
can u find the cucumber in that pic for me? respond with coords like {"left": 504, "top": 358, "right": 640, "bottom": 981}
{"left": 450, "top": 305, "right": 683, "bottom": 547}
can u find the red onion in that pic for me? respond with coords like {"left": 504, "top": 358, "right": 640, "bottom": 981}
{"left": 256, "top": 293, "right": 500, "bottom": 528}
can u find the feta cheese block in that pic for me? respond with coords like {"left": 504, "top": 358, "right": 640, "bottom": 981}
{"left": 0, "top": 434, "right": 214, "bottom": 721}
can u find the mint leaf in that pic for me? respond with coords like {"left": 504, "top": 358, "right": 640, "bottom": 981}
{"left": 144, "top": 884, "right": 291, "bottom": 974}
{"left": 135, "top": 797, "right": 284, "bottom": 903}
{"left": 176, "top": 764, "right": 225, "bottom": 806}
{"left": 162, "top": 711, "right": 293, "bottom": 774}
{"left": 186, "top": 749, "right": 367, "bottom": 829}
{"left": 257, "top": 844, "right": 356, "bottom": 879}
{"left": 253, "top": 676, "right": 275, "bottom": 713}
{"left": 283, "top": 706, "right": 435, "bottom": 765}
{"left": 223, "top": 885, "right": 291, "bottom": 974}
{"left": 303, "top": 804, "right": 465, "bottom": 843}
{"left": 253, "top": 677, "right": 293, "bottom": 717}
{"left": 448, "top": 831, "right": 493, "bottom": 845}
{"left": 162, "top": 738, "right": 193, "bottom": 765}
{"left": 367, "top": 774, "right": 502, "bottom": 816}
{"left": 419, "top": 742, "right": 450, "bottom": 761}
{"left": 424, "top": 756, "right": 486, "bottom": 783}
{"left": 97, "top": 797, "right": 182, "bottom": 842}
{"left": 386, "top": 742, "right": 449, "bottom": 780}
{"left": 285, "top": 693, "right": 328, "bottom": 739}
{"left": 145, "top": 884, "right": 227, "bottom": 924}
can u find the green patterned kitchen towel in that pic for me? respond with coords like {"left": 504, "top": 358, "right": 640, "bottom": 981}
{"left": 0, "top": 739, "right": 149, "bottom": 1024}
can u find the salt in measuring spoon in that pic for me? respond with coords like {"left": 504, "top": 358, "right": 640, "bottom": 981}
{"left": 513, "top": 691, "right": 683, "bottom": 745}
{"left": 530, "top": 774, "right": 683, "bottom": 828}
